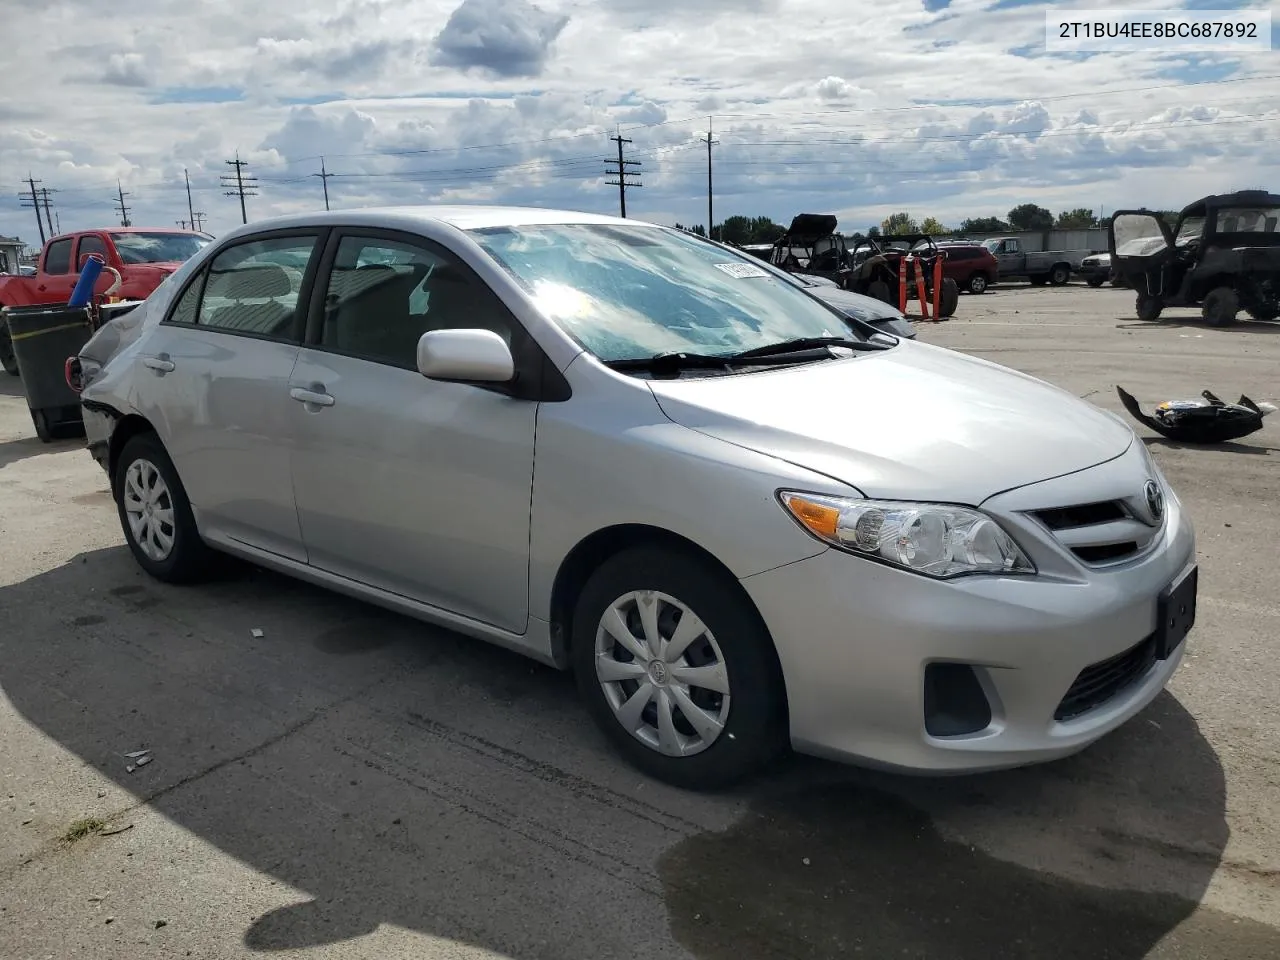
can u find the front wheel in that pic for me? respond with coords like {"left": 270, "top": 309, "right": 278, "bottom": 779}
{"left": 571, "top": 547, "right": 788, "bottom": 790}
{"left": 1136, "top": 294, "right": 1163, "bottom": 322}
{"left": 113, "top": 432, "right": 214, "bottom": 583}
{"left": 866, "top": 279, "right": 893, "bottom": 305}
{"left": 966, "top": 273, "right": 988, "bottom": 295}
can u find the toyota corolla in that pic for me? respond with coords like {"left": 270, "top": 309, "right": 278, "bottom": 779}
{"left": 73, "top": 206, "right": 1197, "bottom": 789}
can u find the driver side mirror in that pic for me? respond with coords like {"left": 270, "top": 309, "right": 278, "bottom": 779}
{"left": 416, "top": 328, "right": 514, "bottom": 383}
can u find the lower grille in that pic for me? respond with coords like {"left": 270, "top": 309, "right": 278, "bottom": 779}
{"left": 1055, "top": 635, "right": 1158, "bottom": 722}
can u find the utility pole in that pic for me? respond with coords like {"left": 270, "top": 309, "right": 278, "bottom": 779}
{"left": 192, "top": 211, "right": 208, "bottom": 232}
{"left": 55, "top": 211, "right": 61, "bottom": 234}
{"left": 184, "top": 168, "right": 195, "bottom": 228}
{"left": 700, "top": 118, "right": 719, "bottom": 240}
{"left": 312, "top": 156, "right": 334, "bottom": 211}
{"left": 37, "top": 188, "right": 56, "bottom": 236}
{"left": 604, "top": 131, "right": 642, "bottom": 218}
{"left": 220, "top": 151, "right": 258, "bottom": 224}
{"left": 114, "top": 180, "right": 132, "bottom": 227}
{"left": 20, "top": 176, "right": 46, "bottom": 244}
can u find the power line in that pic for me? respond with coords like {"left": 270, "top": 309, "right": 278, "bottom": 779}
{"left": 312, "top": 156, "right": 334, "bottom": 211}
{"left": 605, "top": 131, "right": 642, "bottom": 218}
{"left": 221, "top": 151, "right": 259, "bottom": 224}
{"left": 114, "top": 180, "right": 132, "bottom": 227}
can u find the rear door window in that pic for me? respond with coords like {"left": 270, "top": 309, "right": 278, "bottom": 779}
{"left": 43, "top": 239, "right": 73, "bottom": 275}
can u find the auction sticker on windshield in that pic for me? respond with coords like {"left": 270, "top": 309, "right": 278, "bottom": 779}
{"left": 714, "top": 262, "right": 771, "bottom": 279}
{"left": 1046, "top": 9, "right": 1271, "bottom": 51}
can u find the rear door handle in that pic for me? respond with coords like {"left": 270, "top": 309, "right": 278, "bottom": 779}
{"left": 142, "top": 356, "right": 175, "bottom": 373}
{"left": 290, "top": 387, "right": 335, "bottom": 407}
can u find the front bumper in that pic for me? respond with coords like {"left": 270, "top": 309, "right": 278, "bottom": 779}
{"left": 741, "top": 464, "right": 1196, "bottom": 774}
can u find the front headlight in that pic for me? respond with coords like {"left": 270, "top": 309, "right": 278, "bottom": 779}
{"left": 779, "top": 491, "right": 1035, "bottom": 578}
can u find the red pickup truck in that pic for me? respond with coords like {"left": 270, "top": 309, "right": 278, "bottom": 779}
{"left": 1, "top": 227, "right": 211, "bottom": 375}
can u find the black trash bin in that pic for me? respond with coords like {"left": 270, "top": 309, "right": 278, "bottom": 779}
{"left": 1, "top": 303, "right": 94, "bottom": 443}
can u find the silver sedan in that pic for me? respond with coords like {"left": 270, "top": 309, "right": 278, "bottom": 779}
{"left": 75, "top": 206, "right": 1197, "bottom": 789}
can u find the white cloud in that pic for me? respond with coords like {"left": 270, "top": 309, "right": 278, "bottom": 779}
{"left": 0, "top": 0, "right": 1277, "bottom": 248}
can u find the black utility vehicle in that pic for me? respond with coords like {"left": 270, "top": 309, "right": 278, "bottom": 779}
{"left": 1109, "top": 190, "right": 1280, "bottom": 326}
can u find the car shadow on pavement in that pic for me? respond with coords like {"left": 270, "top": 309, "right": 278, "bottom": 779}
{"left": 1115, "top": 318, "right": 1280, "bottom": 334}
{"left": 0, "top": 433, "right": 85, "bottom": 468}
{"left": 1, "top": 547, "right": 1274, "bottom": 959}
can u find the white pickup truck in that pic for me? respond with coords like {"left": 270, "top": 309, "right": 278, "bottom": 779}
{"left": 983, "top": 237, "right": 1094, "bottom": 287}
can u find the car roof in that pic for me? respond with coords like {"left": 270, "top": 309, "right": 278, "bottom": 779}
{"left": 218, "top": 204, "right": 645, "bottom": 236}
{"left": 1180, "top": 191, "right": 1280, "bottom": 219}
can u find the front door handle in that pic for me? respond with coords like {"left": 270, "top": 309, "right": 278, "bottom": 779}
{"left": 142, "top": 356, "right": 175, "bottom": 373}
{"left": 290, "top": 387, "right": 335, "bottom": 408}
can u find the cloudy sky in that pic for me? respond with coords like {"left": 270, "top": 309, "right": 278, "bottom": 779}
{"left": 1, "top": 0, "right": 1277, "bottom": 249}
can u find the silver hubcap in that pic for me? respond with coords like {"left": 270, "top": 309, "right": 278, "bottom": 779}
{"left": 122, "top": 458, "right": 176, "bottom": 562}
{"left": 594, "top": 590, "right": 731, "bottom": 757}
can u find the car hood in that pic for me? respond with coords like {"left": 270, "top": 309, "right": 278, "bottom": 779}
{"left": 646, "top": 341, "right": 1133, "bottom": 504}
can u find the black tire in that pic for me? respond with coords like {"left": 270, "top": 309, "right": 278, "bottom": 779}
{"left": 113, "top": 431, "right": 214, "bottom": 584}
{"left": 1246, "top": 305, "right": 1278, "bottom": 322}
{"left": 31, "top": 408, "right": 53, "bottom": 443}
{"left": 1136, "top": 295, "right": 1163, "bottom": 323}
{"left": 0, "top": 319, "right": 18, "bottom": 377}
{"left": 965, "top": 273, "right": 988, "bottom": 295}
{"left": 1049, "top": 264, "right": 1070, "bottom": 286}
{"left": 1202, "top": 287, "right": 1239, "bottom": 327}
{"left": 938, "top": 277, "right": 960, "bottom": 318}
{"left": 570, "top": 546, "right": 788, "bottom": 790}
{"left": 1087, "top": 277, "right": 1105, "bottom": 288}
{"left": 866, "top": 279, "right": 893, "bottom": 305}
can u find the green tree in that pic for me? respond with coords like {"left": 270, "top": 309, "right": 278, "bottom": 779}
{"left": 920, "top": 216, "right": 949, "bottom": 236}
{"left": 717, "top": 215, "right": 786, "bottom": 246}
{"left": 880, "top": 212, "right": 919, "bottom": 235}
{"left": 673, "top": 223, "right": 706, "bottom": 237}
{"left": 867, "top": 225, "right": 881, "bottom": 237}
{"left": 958, "top": 216, "right": 1008, "bottom": 233}
{"left": 1055, "top": 208, "right": 1099, "bottom": 229}
{"left": 1007, "top": 203, "right": 1054, "bottom": 231}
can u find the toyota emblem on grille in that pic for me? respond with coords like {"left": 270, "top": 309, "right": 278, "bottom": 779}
{"left": 1144, "top": 480, "right": 1165, "bottom": 522}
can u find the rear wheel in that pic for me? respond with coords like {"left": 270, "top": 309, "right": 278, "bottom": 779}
{"left": 1202, "top": 287, "right": 1239, "bottom": 327}
{"left": 1136, "top": 295, "right": 1163, "bottom": 322}
{"left": 31, "top": 409, "right": 53, "bottom": 443}
{"left": 1049, "top": 264, "right": 1071, "bottom": 286}
{"left": 966, "top": 273, "right": 988, "bottom": 295}
{"left": 0, "top": 319, "right": 17, "bottom": 376}
{"left": 571, "top": 547, "right": 788, "bottom": 790}
{"left": 113, "top": 432, "right": 214, "bottom": 583}
{"left": 938, "top": 278, "right": 960, "bottom": 318}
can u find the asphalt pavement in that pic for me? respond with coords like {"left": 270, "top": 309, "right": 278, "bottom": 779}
{"left": 1, "top": 283, "right": 1278, "bottom": 959}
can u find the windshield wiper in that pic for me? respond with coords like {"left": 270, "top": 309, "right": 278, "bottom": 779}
{"left": 729, "top": 336, "right": 892, "bottom": 359}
